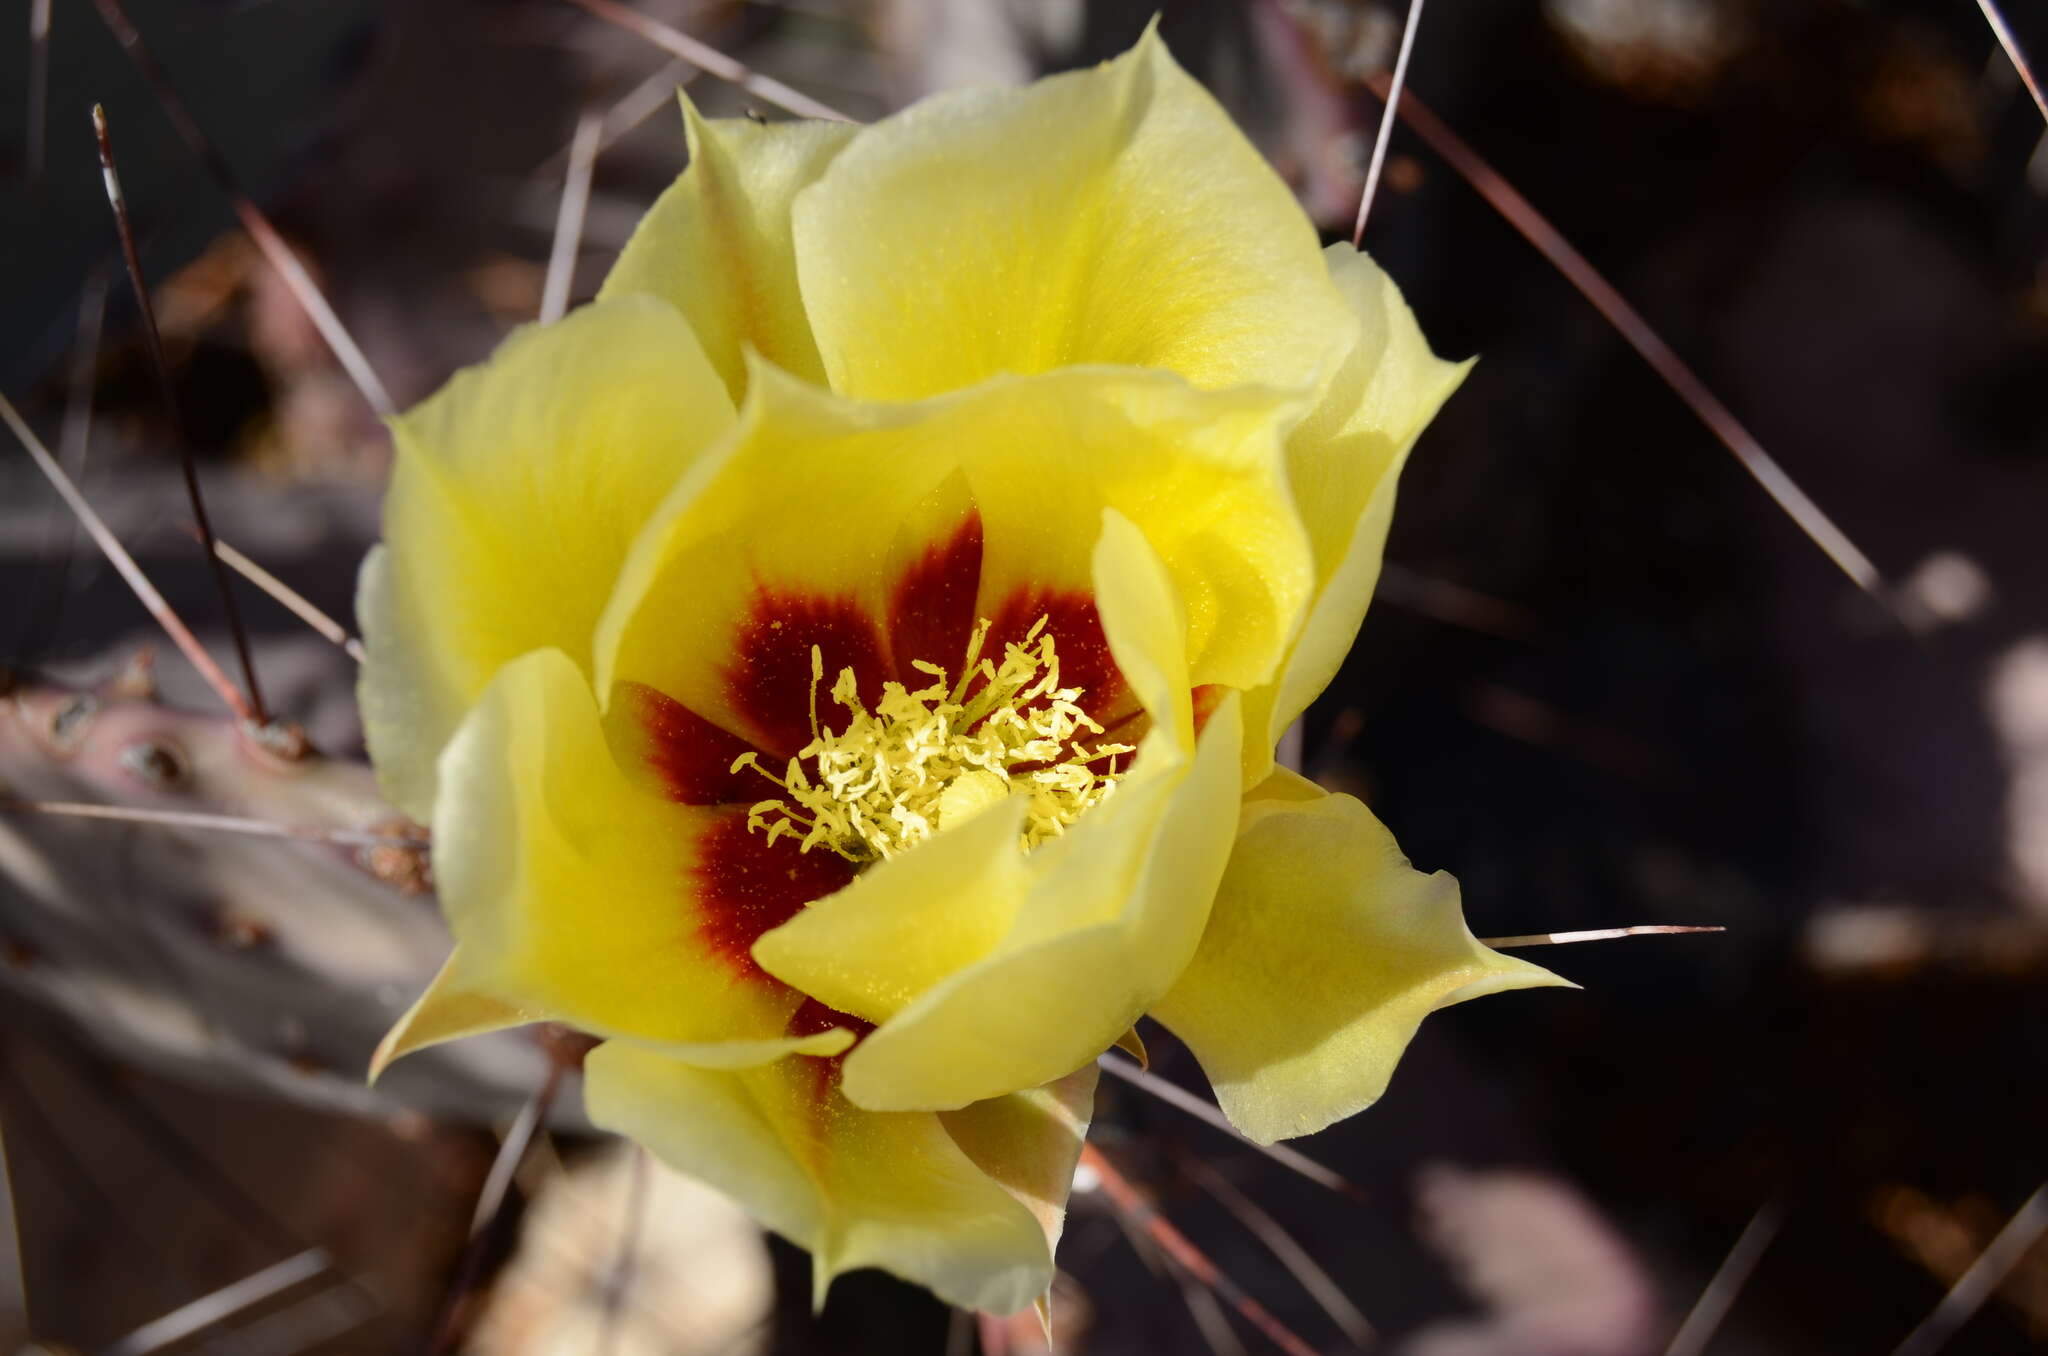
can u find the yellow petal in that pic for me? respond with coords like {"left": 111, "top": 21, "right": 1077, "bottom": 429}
{"left": 600, "top": 98, "right": 856, "bottom": 402}
{"left": 751, "top": 797, "right": 1031, "bottom": 1026}
{"left": 432, "top": 647, "right": 847, "bottom": 1064}
{"left": 596, "top": 362, "right": 1311, "bottom": 747}
{"left": 359, "top": 295, "right": 734, "bottom": 819}
{"left": 837, "top": 519, "right": 1245, "bottom": 1112}
{"left": 790, "top": 27, "right": 1356, "bottom": 402}
{"left": 1242, "top": 246, "right": 1471, "bottom": 774}
{"left": 1081, "top": 505, "right": 1193, "bottom": 742}
{"left": 958, "top": 375, "right": 1312, "bottom": 699}
{"left": 1148, "top": 771, "right": 1570, "bottom": 1144}
{"left": 585, "top": 1043, "right": 1088, "bottom": 1314}
{"left": 938, "top": 1063, "right": 1098, "bottom": 1261}
{"left": 594, "top": 364, "right": 948, "bottom": 747}
{"left": 368, "top": 946, "right": 539, "bottom": 1082}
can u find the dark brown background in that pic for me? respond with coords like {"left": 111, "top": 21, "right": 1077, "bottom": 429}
{"left": 2, "top": 1, "right": 2044, "bottom": 1352}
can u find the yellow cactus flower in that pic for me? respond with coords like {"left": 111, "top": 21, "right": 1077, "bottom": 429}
{"left": 362, "top": 28, "right": 1565, "bottom": 1314}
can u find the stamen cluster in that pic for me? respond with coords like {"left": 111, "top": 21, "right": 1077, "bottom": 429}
{"left": 732, "top": 618, "right": 1133, "bottom": 863}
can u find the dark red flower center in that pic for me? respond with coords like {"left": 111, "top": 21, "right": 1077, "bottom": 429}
{"left": 622, "top": 509, "right": 1142, "bottom": 1048}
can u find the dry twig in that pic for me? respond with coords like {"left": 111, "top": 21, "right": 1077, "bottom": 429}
{"left": 1664, "top": 1202, "right": 1783, "bottom": 1356}
{"left": 1892, "top": 1184, "right": 2048, "bottom": 1356}
{"left": 204, "top": 536, "right": 365, "bottom": 662}
{"left": 1484, "top": 925, "right": 1725, "bottom": 948}
{"left": 88, "top": 0, "right": 398, "bottom": 417}
{"left": 1363, "top": 73, "right": 1898, "bottom": 618}
{"left": 94, "top": 105, "right": 269, "bottom": 728}
{"left": 1177, "top": 1149, "right": 1377, "bottom": 1347}
{"left": 561, "top": 0, "right": 852, "bottom": 122}
{"left": 1977, "top": 0, "right": 2047, "bottom": 125}
{"left": 1099, "top": 1053, "right": 1365, "bottom": 1202}
{"left": 2, "top": 391, "right": 252, "bottom": 722}
{"left": 25, "top": 0, "right": 51, "bottom": 187}
{"left": 1083, "top": 1143, "right": 1321, "bottom": 1356}
{"left": 428, "top": 1061, "right": 570, "bottom": 1355}
{"left": 541, "top": 108, "right": 604, "bottom": 326}
{"left": 102, "top": 1250, "right": 332, "bottom": 1356}
{"left": 1351, "top": 0, "right": 1425, "bottom": 245}
{"left": 0, "top": 798, "right": 425, "bottom": 851}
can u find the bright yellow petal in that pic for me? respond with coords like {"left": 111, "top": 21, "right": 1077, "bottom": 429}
{"left": 1001, "top": 510, "right": 1203, "bottom": 955}
{"left": 359, "top": 295, "right": 734, "bottom": 819}
{"left": 594, "top": 364, "right": 949, "bottom": 748}
{"left": 751, "top": 797, "right": 1032, "bottom": 1026}
{"left": 1289, "top": 246, "right": 1468, "bottom": 577}
{"left": 368, "top": 946, "right": 539, "bottom": 1082}
{"left": 836, "top": 519, "right": 1245, "bottom": 1112}
{"left": 1148, "top": 770, "right": 1569, "bottom": 1144}
{"left": 595, "top": 361, "right": 1311, "bottom": 747}
{"left": 600, "top": 99, "right": 856, "bottom": 402}
{"left": 432, "top": 647, "right": 847, "bottom": 1064}
{"left": 963, "top": 374, "right": 1312, "bottom": 699}
{"left": 585, "top": 1043, "right": 1088, "bottom": 1314}
{"left": 1083, "top": 506, "right": 1193, "bottom": 741}
{"left": 938, "top": 1064, "right": 1098, "bottom": 1263}
{"left": 1242, "top": 246, "right": 1471, "bottom": 773}
{"left": 790, "top": 28, "right": 1356, "bottom": 402}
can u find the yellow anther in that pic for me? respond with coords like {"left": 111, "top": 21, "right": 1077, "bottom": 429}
{"left": 735, "top": 617, "right": 1132, "bottom": 863}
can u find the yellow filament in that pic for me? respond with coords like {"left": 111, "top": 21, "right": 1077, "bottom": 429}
{"left": 730, "top": 618, "right": 1131, "bottom": 863}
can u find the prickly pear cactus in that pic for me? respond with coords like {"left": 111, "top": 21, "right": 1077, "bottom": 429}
{"left": 0, "top": 658, "right": 551, "bottom": 1125}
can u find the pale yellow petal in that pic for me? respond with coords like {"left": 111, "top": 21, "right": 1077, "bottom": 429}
{"left": 368, "top": 946, "right": 539, "bottom": 1082}
{"left": 1149, "top": 771, "right": 1569, "bottom": 1144}
{"left": 593, "top": 364, "right": 953, "bottom": 746}
{"left": 601, "top": 99, "right": 856, "bottom": 401}
{"left": 433, "top": 648, "right": 845, "bottom": 1063}
{"left": 1242, "top": 246, "right": 1471, "bottom": 771}
{"left": 596, "top": 362, "right": 1311, "bottom": 746}
{"left": 958, "top": 375, "right": 1311, "bottom": 698}
{"left": 586, "top": 1043, "right": 1075, "bottom": 1314}
{"left": 791, "top": 28, "right": 1355, "bottom": 402}
{"left": 751, "top": 797, "right": 1031, "bottom": 1026}
{"left": 360, "top": 295, "right": 734, "bottom": 819}
{"left": 837, "top": 522, "right": 1245, "bottom": 1112}
{"left": 939, "top": 1064, "right": 1098, "bottom": 1260}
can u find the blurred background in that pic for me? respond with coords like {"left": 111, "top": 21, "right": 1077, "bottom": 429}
{"left": 2, "top": 0, "right": 2045, "bottom": 1352}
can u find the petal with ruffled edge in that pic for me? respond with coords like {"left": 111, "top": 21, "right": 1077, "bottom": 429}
{"left": 791, "top": 26, "right": 1355, "bottom": 403}
{"left": 596, "top": 359, "right": 1300, "bottom": 1109}
{"left": 600, "top": 100, "right": 856, "bottom": 402}
{"left": 595, "top": 360, "right": 1310, "bottom": 757}
{"left": 359, "top": 296, "right": 734, "bottom": 820}
{"left": 417, "top": 646, "right": 851, "bottom": 1064}
{"left": 937, "top": 1064, "right": 1099, "bottom": 1277}
{"left": 825, "top": 514, "right": 1246, "bottom": 1112}
{"left": 1240, "top": 246, "right": 1471, "bottom": 780}
{"left": 1148, "top": 770, "right": 1570, "bottom": 1144}
{"left": 585, "top": 1043, "right": 1095, "bottom": 1313}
